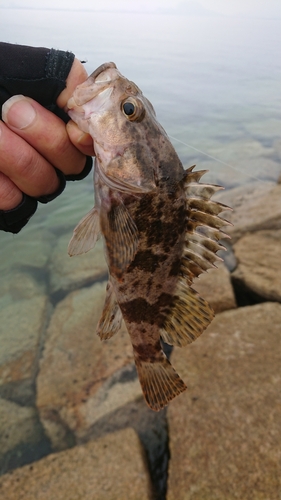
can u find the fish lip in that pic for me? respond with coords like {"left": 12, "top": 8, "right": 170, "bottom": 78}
{"left": 89, "top": 62, "right": 117, "bottom": 81}
{"left": 67, "top": 63, "right": 117, "bottom": 111}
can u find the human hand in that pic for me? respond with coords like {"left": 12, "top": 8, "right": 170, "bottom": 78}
{"left": 0, "top": 58, "right": 95, "bottom": 212}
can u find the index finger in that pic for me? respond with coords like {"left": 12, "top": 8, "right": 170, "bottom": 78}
{"left": 2, "top": 95, "right": 88, "bottom": 177}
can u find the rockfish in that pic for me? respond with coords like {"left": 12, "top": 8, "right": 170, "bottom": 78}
{"left": 67, "top": 62, "right": 229, "bottom": 411}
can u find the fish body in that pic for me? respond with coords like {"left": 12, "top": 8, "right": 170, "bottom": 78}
{"left": 67, "top": 62, "right": 230, "bottom": 411}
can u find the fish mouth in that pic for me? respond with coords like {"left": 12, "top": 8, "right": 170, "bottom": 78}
{"left": 90, "top": 62, "right": 117, "bottom": 82}
{"left": 67, "top": 62, "right": 118, "bottom": 110}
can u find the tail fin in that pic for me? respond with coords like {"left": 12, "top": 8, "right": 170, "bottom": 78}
{"left": 135, "top": 353, "right": 187, "bottom": 411}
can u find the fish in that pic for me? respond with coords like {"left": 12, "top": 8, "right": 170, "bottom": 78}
{"left": 67, "top": 62, "right": 230, "bottom": 411}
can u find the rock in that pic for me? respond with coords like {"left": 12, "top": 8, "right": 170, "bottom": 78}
{"left": 215, "top": 181, "right": 281, "bottom": 243}
{"left": 232, "top": 229, "right": 281, "bottom": 303}
{"left": 84, "top": 398, "right": 169, "bottom": 499}
{"left": 43, "top": 175, "right": 94, "bottom": 232}
{"left": 193, "top": 261, "right": 236, "bottom": 313}
{"left": 197, "top": 135, "right": 280, "bottom": 189}
{"left": 48, "top": 233, "right": 107, "bottom": 295}
{"left": 0, "top": 398, "right": 49, "bottom": 474}
{"left": 215, "top": 158, "right": 280, "bottom": 190}
{"left": 0, "top": 295, "right": 49, "bottom": 386}
{"left": 0, "top": 379, "right": 36, "bottom": 407}
{"left": 167, "top": 302, "right": 281, "bottom": 500}
{"left": 36, "top": 283, "right": 139, "bottom": 450}
{"left": 0, "top": 398, "right": 39, "bottom": 458}
{"left": 0, "top": 227, "right": 54, "bottom": 272}
{"left": 0, "top": 428, "right": 152, "bottom": 500}
{"left": 0, "top": 270, "right": 46, "bottom": 302}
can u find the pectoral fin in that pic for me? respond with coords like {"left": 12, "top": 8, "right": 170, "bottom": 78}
{"left": 96, "top": 280, "right": 123, "bottom": 340}
{"left": 68, "top": 207, "right": 100, "bottom": 256}
{"left": 101, "top": 202, "right": 138, "bottom": 275}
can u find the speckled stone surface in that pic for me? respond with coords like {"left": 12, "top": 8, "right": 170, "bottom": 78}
{"left": 36, "top": 282, "right": 140, "bottom": 449}
{"left": 232, "top": 229, "right": 281, "bottom": 302}
{"left": 167, "top": 302, "right": 281, "bottom": 500}
{"left": 193, "top": 261, "right": 236, "bottom": 313}
{"left": 0, "top": 428, "right": 152, "bottom": 500}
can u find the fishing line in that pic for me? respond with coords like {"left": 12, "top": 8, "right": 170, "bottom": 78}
{"left": 169, "top": 135, "right": 266, "bottom": 184}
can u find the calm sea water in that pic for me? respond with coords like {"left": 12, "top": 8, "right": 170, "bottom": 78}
{"left": 0, "top": 8, "right": 280, "bottom": 470}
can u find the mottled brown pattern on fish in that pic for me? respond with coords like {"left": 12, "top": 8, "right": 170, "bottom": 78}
{"left": 133, "top": 338, "right": 162, "bottom": 363}
{"left": 110, "top": 173, "right": 186, "bottom": 307}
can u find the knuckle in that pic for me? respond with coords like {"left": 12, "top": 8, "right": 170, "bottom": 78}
{"left": 16, "top": 145, "right": 38, "bottom": 177}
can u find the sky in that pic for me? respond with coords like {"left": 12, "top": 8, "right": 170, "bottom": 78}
{"left": 1, "top": 0, "right": 281, "bottom": 18}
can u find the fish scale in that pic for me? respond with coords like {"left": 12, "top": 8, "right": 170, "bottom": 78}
{"left": 67, "top": 62, "right": 231, "bottom": 411}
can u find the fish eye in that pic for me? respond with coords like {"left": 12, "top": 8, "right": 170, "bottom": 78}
{"left": 121, "top": 98, "right": 145, "bottom": 122}
{"left": 123, "top": 102, "right": 135, "bottom": 116}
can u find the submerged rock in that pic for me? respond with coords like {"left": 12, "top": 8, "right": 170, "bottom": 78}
{"left": 0, "top": 398, "right": 49, "bottom": 475}
{"left": 0, "top": 295, "right": 49, "bottom": 386}
{"left": 0, "top": 270, "right": 46, "bottom": 301}
{"left": 216, "top": 181, "right": 281, "bottom": 243}
{"left": 167, "top": 302, "right": 281, "bottom": 500}
{"left": 0, "top": 428, "right": 152, "bottom": 500}
{"left": 0, "top": 227, "right": 54, "bottom": 272}
{"left": 48, "top": 233, "right": 107, "bottom": 296}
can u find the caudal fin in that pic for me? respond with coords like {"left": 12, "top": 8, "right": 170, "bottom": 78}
{"left": 135, "top": 354, "right": 187, "bottom": 411}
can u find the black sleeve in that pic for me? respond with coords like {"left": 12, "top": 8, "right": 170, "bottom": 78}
{"left": 0, "top": 42, "right": 93, "bottom": 234}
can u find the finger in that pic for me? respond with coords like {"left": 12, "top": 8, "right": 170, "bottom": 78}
{"left": 66, "top": 120, "right": 95, "bottom": 157}
{"left": 0, "top": 121, "right": 60, "bottom": 199}
{"left": 0, "top": 171, "right": 22, "bottom": 210}
{"left": 57, "top": 58, "right": 88, "bottom": 109}
{"left": 58, "top": 59, "right": 95, "bottom": 157}
{"left": 2, "top": 95, "right": 87, "bottom": 177}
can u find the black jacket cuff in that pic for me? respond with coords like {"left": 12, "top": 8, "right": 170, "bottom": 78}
{"left": 0, "top": 157, "right": 93, "bottom": 234}
{"left": 0, "top": 194, "right": 38, "bottom": 234}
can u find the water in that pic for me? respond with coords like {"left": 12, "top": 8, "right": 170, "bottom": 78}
{"left": 0, "top": 6, "right": 281, "bottom": 481}
{"left": 2, "top": 9, "right": 281, "bottom": 187}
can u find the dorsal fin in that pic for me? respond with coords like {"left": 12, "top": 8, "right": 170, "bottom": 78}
{"left": 182, "top": 165, "right": 232, "bottom": 282}
{"left": 160, "top": 166, "right": 231, "bottom": 347}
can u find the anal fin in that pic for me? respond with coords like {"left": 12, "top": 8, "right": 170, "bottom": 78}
{"left": 96, "top": 280, "right": 123, "bottom": 340}
{"left": 160, "top": 279, "right": 214, "bottom": 347}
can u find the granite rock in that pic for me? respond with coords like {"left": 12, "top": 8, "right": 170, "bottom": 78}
{"left": 36, "top": 283, "right": 140, "bottom": 449}
{"left": 193, "top": 261, "right": 236, "bottom": 313}
{"left": 0, "top": 399, "right": 38, "bottom": 456}
{"left": 167, "top": 302, "right": 281, "bottom": 500}
{"left": 215, "top": 181, "right": 281, "bottom": 243}
{"left": 232, "top": 229, "right": 281, "bottom": 302}
{"left": 0, "top": 295, "right": 49, "bottom": 386}
{"left": 0, "top": 270, "right": 46, "bottom": 302}
{"left": 0, "top": 227, "right": 54, "bottom": 272}
{"left": 0, "top": 398, "right": 47, "bottom": 474}
{"left": 0, "top": 428, "right": 152, "bottom": 500}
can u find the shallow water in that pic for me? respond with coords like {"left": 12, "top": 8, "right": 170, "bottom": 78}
{"left": 0, "top": 6, "right": 281, "bottom": 479}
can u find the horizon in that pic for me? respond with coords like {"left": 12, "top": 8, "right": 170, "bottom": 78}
{"left": 1, "top": 0, "right": 281, "bottom": 20}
